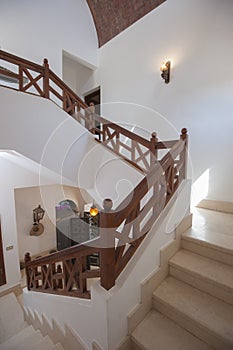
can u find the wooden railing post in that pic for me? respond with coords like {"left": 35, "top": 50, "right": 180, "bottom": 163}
{"left": 180, "top": 128, "right": 188, "bottom": 180}
{"left": 18, "top": 65, "right": 24, "bottom": 91}
{"left": 56, "top": 264, "right": 63, "bottom": 289}
{"left": 24, "top": 252, "right": 31, "bottom": 290}
{"left": 43, "top": 58, "right": 49, "bottom": 99}
{"left": 100, "top": 198, "right": 116, "bottom": 291}
{"left": 150, "top": 132, "right": 158, "bottom": 169}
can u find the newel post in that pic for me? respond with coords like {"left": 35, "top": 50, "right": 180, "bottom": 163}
{"left": 100, "top": 198, "right": 116, "bottom": 290}
{"left": 180, "top": 128, "right": 188, "bottom": 180}
{"left": 43, "top": 58, "right": 50, "bottom": 99}
{"left": 24, "top": 252, "right": 31, "bottom": 290}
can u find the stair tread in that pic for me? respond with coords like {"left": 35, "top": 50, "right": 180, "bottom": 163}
{"left": 0, "top": 293, "right": 27, "bottom": 343}
{"left": 32, "top": 335, "right": 55, "bottom": 350}
{"left": 170, "top": 249, "right": 233, "bottom": 291}
{"left": 132, "top": 310, "right": 213, "bottom": 350}
{"left": 0, "top": 326, "right": 44, "bottom": 349}
{"left": 153, "top": 277, "right": 233, "bottom": 345}
{"left": 183, "top": 228, "right": 233, "bottom": 255}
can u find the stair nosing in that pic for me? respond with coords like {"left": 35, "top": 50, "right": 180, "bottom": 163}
{"left": 153, "top": 277, "right": 233, "bottom": 347}
{"left": 153, "top": 293, "right": 229, "bottom": 347}
{"left": 169, "top": 255, "right": 233, "bottom": 295}
{"left": 181, "top": 234, "right": 233, "bottom": 256}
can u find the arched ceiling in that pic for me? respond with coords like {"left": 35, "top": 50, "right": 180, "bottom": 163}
{"left": 86, "top": 0, "right": 166, "bottom": 47}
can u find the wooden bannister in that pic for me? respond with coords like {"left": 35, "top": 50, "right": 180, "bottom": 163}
{"left": 24, "top": 129, "right": 188, "bottom": 297}
{"left": 0, "top": 50, "right": 189, "bottom": 298}
{"left": 0, "top": 49, "right": 177, "bottom": 173}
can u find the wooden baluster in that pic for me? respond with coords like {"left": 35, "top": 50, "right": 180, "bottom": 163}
{"left": 180, "top": 128, "right": 188, "bottom": 181}
{"left": 80, "top": 256, "right": 87, "bottom": 293}
{"left": 100, "top": 198, "right": 115, "bottom": 290}
{"left": 43, "top": 58, "right": 49, "bottom": 99}
{"left": 19, "top": 65, "right": 24, "bottom": 91}
{"left": 115, "top": 131, "right": 120, "bottom": 153}
{"left": 150, "top": 132, "right": 158, "bottom": 169}
{"left": 34, "top": 265, "right": 39, "bottom": 288}
{"left": 89, "top": 102, "right": 95, "bottom": 133}
{"left": 24, "top": 252, "right": 31, "bottom": 290}
{"left": 132, "top": 202, "right": 140, "bottom": 240}
{"left": 132, "top": 139, "right": 136, "bottom": 164}
{"left": 62, "top": 89, "right": 67, "bottom": 112}
{"left": 56, "top": 264, "right": 63, "bottom": 289}
{"left": 103, "top": 124, "right": 107, "bottom": 143}
{"left": 51, "top": 263, "right": 56, "bottom": 289}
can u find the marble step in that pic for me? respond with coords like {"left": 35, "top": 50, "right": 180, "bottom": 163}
{"left": 0, "top": 325, "right": 45, "bottom": 350}
{"left": 0, "top": 293, "right": 27, "bottom": 343}
{"left": 169, "top": 249, "right": 233, "bottom": 305}
{"left": 131, "top": 310, "right": 213, "bottom": 350}
{"left": 181, "top": 229, "right": 233, "bottom": 266}
{"left": 153, "top": 277, "right": 233, "bottom": 350}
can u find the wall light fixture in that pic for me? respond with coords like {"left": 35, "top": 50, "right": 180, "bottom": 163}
{"left": 160, "top": 61, "right": 171, "bottom": 84}
{"left": 30, "top": 205, "right": 45, "bottom": 236}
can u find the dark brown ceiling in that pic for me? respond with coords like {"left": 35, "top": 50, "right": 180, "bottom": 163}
{"left": 86, "top": 0, "right": 166, "bottom": 47}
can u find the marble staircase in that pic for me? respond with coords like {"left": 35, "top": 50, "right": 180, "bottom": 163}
{"left": 0, "top": 293, "right": 64, "bottom": 350}
{"left": 131, "top": 208, "right": 233, "bottom": 349}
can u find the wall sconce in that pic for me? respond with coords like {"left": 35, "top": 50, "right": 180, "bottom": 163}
{"left": 89, "top": 202, "right": 99, "bottom": 217}
{"left": 160, "top": 61, "right": 171, "bottom": 84}
{"left": 30, "top": 205, "right": 45, "bottom": 236}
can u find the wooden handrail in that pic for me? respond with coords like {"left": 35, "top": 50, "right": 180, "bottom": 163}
{"left": 0, "top": 50, "right": 189, "bottom": 298}
{"left": 0, "top": 49, "right": 177, "bottom": 173}
{"left": 24, "top": 129, "right": 188, "bottom": 297}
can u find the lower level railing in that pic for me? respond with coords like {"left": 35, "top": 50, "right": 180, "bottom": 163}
{"left": 24, "top": 128, "right": 188, "bottom": 298}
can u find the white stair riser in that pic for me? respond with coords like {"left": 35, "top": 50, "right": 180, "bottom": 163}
{"left": 153, "top": 297, "right": 232, "bottom": 350}
{"left": 169, "top": 265, "right": 233, "bottom": 306}
{"left": 181, "top": 239, "right": 233, "bottom": 266}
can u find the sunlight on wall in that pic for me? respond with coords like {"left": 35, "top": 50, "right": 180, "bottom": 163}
{"left": 191, "top": 169, "right": 210, "bottom": 209}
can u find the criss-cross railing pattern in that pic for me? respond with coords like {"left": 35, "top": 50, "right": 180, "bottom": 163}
{"left": 24, "top": 241, "right": 101, "bottom": 298}
{"left": 24, "top": 129, "right": 188, "bottom": 297}
{"left": 0, "top": 50, "right": 188, "bottom": 298}
{"left": 74, "top": 110, "right": 160, "bottom": 172}
{"left": 0, "top": 50, "right": 87, "bottom": 115}
{"left": 0, "top": 49, "right": 180, "bottom": 173}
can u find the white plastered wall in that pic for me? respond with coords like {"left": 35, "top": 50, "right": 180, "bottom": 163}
{"left": 0, "top": 88, "right": 144, "bottom": 291}
{"left": 83, "top": 0, "right": 233, "bottom": 204}
{"left": 15, "top": 184, "right": 88, "bottom": 261}
{"left": 0, "top": 153, "right": 77, "bottom": 292}
{"left": 0, "top": 0, "right": 98, "bottom": 75}
{"left": 24, "top": 179, "right": 191, "bottom": 350}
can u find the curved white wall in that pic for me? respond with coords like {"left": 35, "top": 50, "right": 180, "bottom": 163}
{"left": 0, "top": 0, "right": 98, "bottom": 75}
{"left": 0, "top": 87, "right": 143, "bottom": 292}
{"left": 85, "top": 0, "right": 233, "bottom": 203}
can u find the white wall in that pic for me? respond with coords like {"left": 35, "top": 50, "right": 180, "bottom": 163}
{"left": 15, "top": 184, "right": 87, "bottom": 260}
{"left": 0, "top": 152, "right": 74, "bottom": 292}
{"left": 24, "top": 179, "right": 191, "bottom": 350}
{"left": 0, "top": 88, "right": 144, "bottom": 291}
{"left": 0, "top": 88, "right": 143, "bottom": 209}
{"left": 0, "top": 0, "right": 98, "bottom": 75}
{"left": 62, "top": 54, "right": 94, "bottom": 97}
{"left": 84, "top": 0, "right": 233, "bottom": 203}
